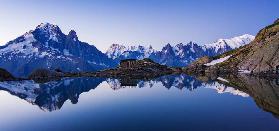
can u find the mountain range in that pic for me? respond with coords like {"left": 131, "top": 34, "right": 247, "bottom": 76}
{"left": 0, "top": 23, "right": 254, "bottom": 77}
{"left": 106, "top": 34, "right": 254, "bottom": 67}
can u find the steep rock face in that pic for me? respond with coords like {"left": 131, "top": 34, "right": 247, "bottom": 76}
{"left": 157, "top": 42, "right": 206, "bottom": 66}
{"left": 237, "top": 20, "right": 279, "bottom": 73}
{"left": 0, "top": 23, "right": 116, "bottom": 77}
{"left": 157, "top": 43, "right": 181, "bottom": 66}
{"left": 216, "top": 19, "right": 279, "bottom": 74}
{"left": 106, "top": 35, "right": 254, "bottom": 67}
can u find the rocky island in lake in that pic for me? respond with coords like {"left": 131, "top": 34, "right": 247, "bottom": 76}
{"left": 93, "top": 58, "right": 178, "bottom": 78}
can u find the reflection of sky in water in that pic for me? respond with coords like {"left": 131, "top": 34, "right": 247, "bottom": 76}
{"left": 0, "top": 75, "right": 278, "bottom": 131}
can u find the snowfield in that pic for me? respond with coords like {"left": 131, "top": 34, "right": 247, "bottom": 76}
{"left": 217, "top": 77, "right": 229, "bottom": 83}
{"left": 238, "top": 70, "right": 251, "bottom": 74}
{"left": 204, "top": 55, "right": 232, "bottom": 66}
{"left": 203, "top": 34, "right": 255, "bottom": 52}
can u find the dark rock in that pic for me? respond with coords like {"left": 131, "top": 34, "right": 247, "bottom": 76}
{"left": 183, "top": 56, "right": 212, "bottom": 74}
{"left": 55, "top": 68, "right": 63, "bottom": 73}
{"left": 67, "top": 30, "right": 78, "bottom": 41}
{"left": 119, "top": 59, "right": 137, "bottom": 68}
{"left": 28, "top": 68, "right": 64, "bottom": 82}
{"left": 95, "top": 58, "right": 174, "bottom": 79}
{"left": 0, "top": 68, "right": 15, "bottom": 81}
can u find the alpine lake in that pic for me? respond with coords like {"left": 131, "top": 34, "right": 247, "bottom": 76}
{"left": 0, "top": 74, "right": 279, "bottom": 131}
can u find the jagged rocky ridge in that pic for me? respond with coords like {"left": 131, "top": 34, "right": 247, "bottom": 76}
{"left": 0, "top": 23, "right": 116, "bottom": 77}
{"left": 185, "top": 18, "right": 279, "bottom": 75}
{"left": 106, "top": 34, "right": 254, "bottom": 67}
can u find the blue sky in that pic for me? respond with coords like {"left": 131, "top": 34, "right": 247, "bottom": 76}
{"left": 0, "top": 0, "right": 278, "bottom": 51}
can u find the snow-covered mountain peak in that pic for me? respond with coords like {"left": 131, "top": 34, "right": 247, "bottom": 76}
{"left": 67, "top": 30, "right": 78, "bottom": 41}
{"left": 160, "top": 44, "right": 176, "bottom": 57}
{"left": 238, "top": 34, "right": 255, "bottom": 39}
{"left": 35, "top": 23, "right": 61, "bottom": 34}
{"left": 165, "top": 43, "right": 172, "bottom": 47}
{"left": 36, "top": 23, "right": 59, "bottom": 30}
{"left": 106, "top": 44, "right": 156, "bottom": 59}
{"left": 109, "top": 44, "right": 126, "bottom": 51}
{"left": 146, "top": 45, "right": 156, "bottom": 53}
{"left": 162, "top": 43, "right": 173, "bottom": 51}
{"left": 175, "top": 41, "right": 198, "bottom": 48}
{"left": 33, "top": 22, "right": 63, "bottom": 43}
{"left": 105, "top": 34, "right": 254, "bottom": 67}
{"left": 0, "top": 23, "right": 116, "bottom": 77}
{"left": 187, "top": 41, "right": 196, "bottom": 46}
{"left": 175, "top": 43, "right": 184, "bottom": 48}
{"left": 224, "top": 34, "right": 255, "bottom": 48}
{"left": 106, "top": 44, "right": 127, "bottom": 59}
{"left": 204, "top": 34, "right": 255, "bottom": 50}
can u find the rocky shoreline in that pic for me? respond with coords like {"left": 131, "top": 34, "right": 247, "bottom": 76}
{"left": 1, "top": 56, "right": 279, "bottom": 83}
{"left": 0, "top": 58, "right": 182, "bottom": 83}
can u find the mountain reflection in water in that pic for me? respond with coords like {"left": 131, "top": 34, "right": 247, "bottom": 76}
{"left": 0, "top": 74, "right": 278, "bottom": 120}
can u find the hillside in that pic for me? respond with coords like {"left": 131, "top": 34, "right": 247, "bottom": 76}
{"left": 186, "top": 18, "right": 279, "bottom": 75}
{"left": 217, "top": 18, "right": 279, "bottom": 74}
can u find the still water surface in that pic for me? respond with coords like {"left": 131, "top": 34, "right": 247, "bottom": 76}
{"left": 0, "top": 74, "right": 278, "bottom": 131}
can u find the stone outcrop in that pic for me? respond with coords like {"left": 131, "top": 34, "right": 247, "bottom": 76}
{"left": 94, "top": 58, "right": 174, "bottom": 79}
{"left": 183, "top": 56, "right": 212, "bottom": 74}
{"left": 119, "top": 59, "right": 139, "bottom": 68}
{"left": 119, "top": 58, "right": 168, "bottom": 69}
